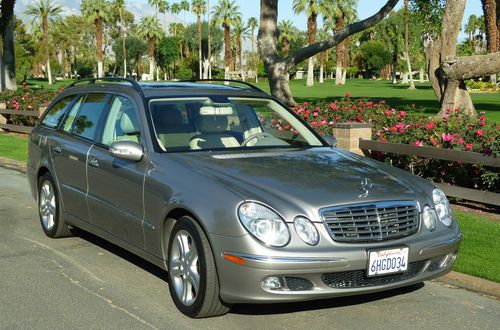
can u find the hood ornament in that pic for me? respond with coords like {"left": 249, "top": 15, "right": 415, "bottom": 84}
{"left": 359, "top": 178, "right": 373, "bottom": 198}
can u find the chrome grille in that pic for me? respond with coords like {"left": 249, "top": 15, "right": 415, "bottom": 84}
{"left": 320, "top": 201, "right": 419, "bottom": 242}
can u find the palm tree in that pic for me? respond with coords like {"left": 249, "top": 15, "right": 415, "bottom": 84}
{"left": 170, "top": 3, "right": 181, "bottom": 36}
{"left": 321, "top": 0, "right": 357, "bottom": 85}
{"left": 293, "top": 0, "right": 319, "bottom": 87}
{"left": 137, "top": 15, "right": 163, "bottom": 80}
{"left": 25, "top": 0, "right": 62, "bottom": 85}
{"left": 180, "top": 0, "right": 190, "bottom": 22}
{"left": 81, "top": 0, "right": 111, "bottom": 78}
{"left": 232, "top": 18, "right": 249, "bottom": 78}
{"left": 247, "top": 17, "right": 258, "bottom": 83}
{"left": 148, "top": 0, "right": 161, "bottom": 20}
{"left": 159, "top": 0, "right": 170, "bottom": 34}
{"left": 192, "top": 0, "right": 207, "bottom": 79}
{"left": 404, "top": 0, "right": 415, "bottom": 89}
{"left": 207, "top": 0, "right": 212, "bottom": 78}
{"left": 278, "top": 20, "right": 297, "bottom": 58}
{"left": 317, "top": 28, "right": 330, "bottom": 83}
{"left": 112, "top": 0, "right": 128, "bottom": 77}
{"left": 213, "top": 0, "right": 241, "bottom": 78}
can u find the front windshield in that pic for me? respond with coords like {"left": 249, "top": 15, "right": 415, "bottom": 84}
{"left": 149, "top": 96, "right": 323, "bottom": 152}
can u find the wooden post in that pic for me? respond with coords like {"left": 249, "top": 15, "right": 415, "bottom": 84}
{"left": 0, "top": 102, "right": 6, "bottom": 125}
{"left": 38, "top": 105, "right": 48, "bottom": 117}
{"left": 331, "top": 123, "right": 372, "bottom": 155}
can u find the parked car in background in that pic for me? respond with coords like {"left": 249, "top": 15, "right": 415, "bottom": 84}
{"left": 28, "top": 78, "right": 461, "bottom": 318}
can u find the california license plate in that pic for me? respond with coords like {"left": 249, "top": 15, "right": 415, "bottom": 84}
{"left": 367, "top": 247, "right": 409, "bottom": 277}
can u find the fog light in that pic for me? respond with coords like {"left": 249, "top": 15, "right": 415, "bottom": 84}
{"left": 441, "top": 253, "right": 457, "bottom": 268}
{"left": 261, "top": 276, "right": 284, "bottom": 290}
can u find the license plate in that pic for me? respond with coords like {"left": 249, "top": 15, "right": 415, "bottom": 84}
{"left": 367, "top": 247, "right": 409, "bottom": 277}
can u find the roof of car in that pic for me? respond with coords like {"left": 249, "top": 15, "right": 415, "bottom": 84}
{"left": 65, "top": 78, "right": 270, "bottom": 100}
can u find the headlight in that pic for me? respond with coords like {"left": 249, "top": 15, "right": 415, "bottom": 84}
{"left": 433, "top": 189, "right": 453, "bottom": 227}
{"left": 422, "top": 205, "right": 437, "bottom": 231}
{"left": 238, "top": 202, "right": 290, "bottom": 247}
{"left": 294, "top": 216, "right": 320, "bottom": 245}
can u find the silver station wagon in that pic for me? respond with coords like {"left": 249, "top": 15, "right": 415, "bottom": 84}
{"left": 28, "top": 78, "right": 462, "bottom": 318}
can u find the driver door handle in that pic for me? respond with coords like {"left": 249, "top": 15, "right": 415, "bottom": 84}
{"left": 88, "top": 157, "right": 99, "bottom": 168}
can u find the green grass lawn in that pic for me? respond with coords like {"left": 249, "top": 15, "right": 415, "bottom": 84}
{"left": 453, "top": 210, "right": 500, "bottom": 283}
{"left": 254, "top": 79, "right": 500, "bottom": 122}
{"left": 0, "top": 132, "right": 28, "bottom": 162}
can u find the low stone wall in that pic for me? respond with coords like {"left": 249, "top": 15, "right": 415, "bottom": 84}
{"left": 331, "top": 123, "right": 372, "bottom": 155}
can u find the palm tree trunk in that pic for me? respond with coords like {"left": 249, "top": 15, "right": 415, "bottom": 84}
{"left": 251, "top": 28, "right": 258, "bottom": 83}
{"left": 96, "top": 17, "right": 104, "bottom": 78}
{"left": 198, "top": 15, "right": 202, "bottom": 78}
{"left": 148, "top": 37, "right": 154, "bottom": 80}
{"left": 120, "top": 10, "right": 127, "bottom": 78}
{"left": 207, "top": 0, "right": 212, "bottom": 79}
{"left": 404, "top": 0, "right": 416, "bottom": 89}
{"left": 319, "top": 51, "right": 325, "bottom": 83}
{"left": 306, "top": 12, "right": 317, "bottom": 87}
{"left": 224, "top": 23, "right": 231, "bottom": 79}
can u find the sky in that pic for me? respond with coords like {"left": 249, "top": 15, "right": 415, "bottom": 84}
{"left": 15, "top": 0, "right": 484, "bottom": 48}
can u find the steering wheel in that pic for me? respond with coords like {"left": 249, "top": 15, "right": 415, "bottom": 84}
{"left": 240, "top": 132, "right": 274, "bottom": 146}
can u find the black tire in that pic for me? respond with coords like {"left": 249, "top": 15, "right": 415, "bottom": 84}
{"left": 167, "top": 216, "right": 231, "bottom": 318}
{"left": 38, "top": 173, "right": 71, "bottom": 238}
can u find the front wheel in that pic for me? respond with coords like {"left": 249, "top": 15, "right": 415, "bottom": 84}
{"left": 38, "top": 173, "right": 71, "bottom": 238}
{"left": 167, "top": 216, "right": 230, "bottom": 318}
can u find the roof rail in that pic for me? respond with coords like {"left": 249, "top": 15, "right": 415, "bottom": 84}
{"left": 181, "top": 79, "right": 267, "bottom": 94}
{"left": 67, "top": 77, "right": 142, "bottom": 93}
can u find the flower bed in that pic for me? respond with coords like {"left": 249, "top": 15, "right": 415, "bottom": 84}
{"left": 291, "top": 94, "right": 500, "bottom": 193}
{"left": 1, "top": 87, "right": 63, "bottom": 126}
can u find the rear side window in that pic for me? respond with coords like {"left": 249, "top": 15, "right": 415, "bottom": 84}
{"left": 41, "top": 96, "right": 75, "bottom": 128}
{"left": 63, "top": 94, "right": 112, "bottom": 141}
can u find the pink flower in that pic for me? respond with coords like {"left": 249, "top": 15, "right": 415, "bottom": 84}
{"left": 376, "top": 131, "right": 382, "bottom": 137}
{"left": 466, "top": 143, "right": 473, "bottom": 150}
{"left": 399, "top": 111, "right": 406, "bottom": 118}
{"left": 442, "top": 114, "right": 450, "bottom": 121}
{"left": 458, "top": 138, "right": 465, "bottom": 145}
{"left": 476, "top": 129, "right": 484, "bottom": 136}
{"left": 425, "top": 122, "right": 436, "bottom": 131}
{"left": 381, "top": 137, "right": 387, "bottom": 143}
{"left": 313, "top": 112, "right": 319, "bottom": 117}
{"left": 345, "top": 92, "right": 351, "bottom": 98}
{"left": 442, "top": 133, "right": 454, "bottom": 142}
{"left": 303, "top": 102, "right": 308, "bottom": 106}
{"left": 329, "top": 103, "right": 339, "bottom": 111}
{"left": 414, "top": 140, "right": 423, "bottom": 147}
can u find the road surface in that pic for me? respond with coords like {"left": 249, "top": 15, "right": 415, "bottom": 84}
{"left": 0, "top": 166, "right": 498, "bottom": 329}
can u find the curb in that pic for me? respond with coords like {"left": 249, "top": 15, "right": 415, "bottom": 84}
{"left": 0, "top": 157, "right": 27, "bottom": 174}
{"left": 0, "top": 158, "right": 498, "bottom": 300}
{"left": 436, "top": 271, "right": 500, "bottom": 299}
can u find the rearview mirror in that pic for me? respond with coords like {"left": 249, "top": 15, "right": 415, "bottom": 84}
{"left": 109, "top": 141, "right": 144, "bottom": 161}
{"left": 323, "top": 135, "right": 337, "bottom": 147}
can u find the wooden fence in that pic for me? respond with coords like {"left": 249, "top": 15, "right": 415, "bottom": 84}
{"left": 359, "top": 139, "right": 500, "bottom": 207}
{"left": 0, "top": 102, "right": 46, "bottom": 134}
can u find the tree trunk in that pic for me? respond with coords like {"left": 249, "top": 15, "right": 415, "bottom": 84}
{"left": 121, "top": 11, "right": 127, "bottom": 78}
{"left": 482, "top": 0, "right": 498, "bottom": 52}
{"left": 148, "top": 37, "right": 154, "bottom": 80}
{"left": 258, "top": 0, "right": 399, "bottom": 105}
{"left": 198, "top": 16, "right": 202, "bottom": 79}
{"left": 424, "top": 0, "right": 500, "bottom": 117}
{"left": 419, "top": 68, "right": 424, "bottom": 82}
{"left": 306, "top": 12, "right": 317, "bottom": 87}
{"left": 404, "top": 0, "right": 415, "bottom": 89}
{"left": 319, "top": 52, "right": 325, "bottom": 83}
{"left": 1, "top": 10, "right": 16, "bottom": 91}
{"left": 224, "top": 23, "right": 231, "bottom": 69}
{"left": 96, "top": 17, "right": 104, "bottom": 77}
{"left": 251, "top": 28, "right": 258, "bottom": 83}
{"left": 208, "top": 0, "right": 212, "bottom": 79}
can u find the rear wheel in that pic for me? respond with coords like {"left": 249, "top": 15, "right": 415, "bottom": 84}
{"left": 167, "top": 216, "right": 230, "bottom": 318}
{"left": 38, "top": 173, "right": 71, "bottom": 238}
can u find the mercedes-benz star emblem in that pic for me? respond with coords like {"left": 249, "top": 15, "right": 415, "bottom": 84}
{"left": 360, "top": 177, "right": 373, "bottom": 195}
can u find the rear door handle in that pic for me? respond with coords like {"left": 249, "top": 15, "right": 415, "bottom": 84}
{"left": 88, "top": 157, "right": 99, "bottom": 168}
{"left": 52, "top": 146, "right": 62, "bottom": 154}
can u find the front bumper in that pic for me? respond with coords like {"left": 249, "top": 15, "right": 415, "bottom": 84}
{"left": 211, "top": 230, "right": 462, "bottom": 304}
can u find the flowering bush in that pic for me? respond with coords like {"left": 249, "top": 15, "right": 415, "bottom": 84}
{"left": 466, "top": 80, "right": 500, "bottom": 93}
{"left": 2, "top": 87, "right": 63, "bottom": 126}
{"left": 291, "top": 96, "right": 500, "bottom": 194}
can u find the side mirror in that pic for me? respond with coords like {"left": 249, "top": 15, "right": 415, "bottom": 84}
{"left": 109, "top": 141, "right": 144, "bottom": 161}
{"left": 323, "top": 134, "right": 337, "bottom": 147}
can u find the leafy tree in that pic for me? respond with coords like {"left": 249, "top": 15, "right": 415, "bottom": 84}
{"left": 25, "top": 0, "right": 62, "bottom": 85}
{"left": 14, "top": 16, "right": 35, "bottom": 82}
{"left": 112, "top": 0, "right": 129, "bottom": 77}
{"left": 358, "top": 40, "right": 391, "bottom": 76}
{"left": 157, "top": 36, "right": 178, "bottom": 77}
{"left": 113, "top": 36, "right": 146, "bottom": 77}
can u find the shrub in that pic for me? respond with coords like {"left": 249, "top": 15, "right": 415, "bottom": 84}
{"left": 290, "top": 96, "right": 500, "bottom": 193}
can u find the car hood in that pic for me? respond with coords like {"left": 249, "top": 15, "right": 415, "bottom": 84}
{"left": 169, "top": 148, "right": 424, "bottom": 219}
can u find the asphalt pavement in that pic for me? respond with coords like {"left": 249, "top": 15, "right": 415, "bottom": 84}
{"left": 0, "top": 166, "right": 498, "bottom": 329}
